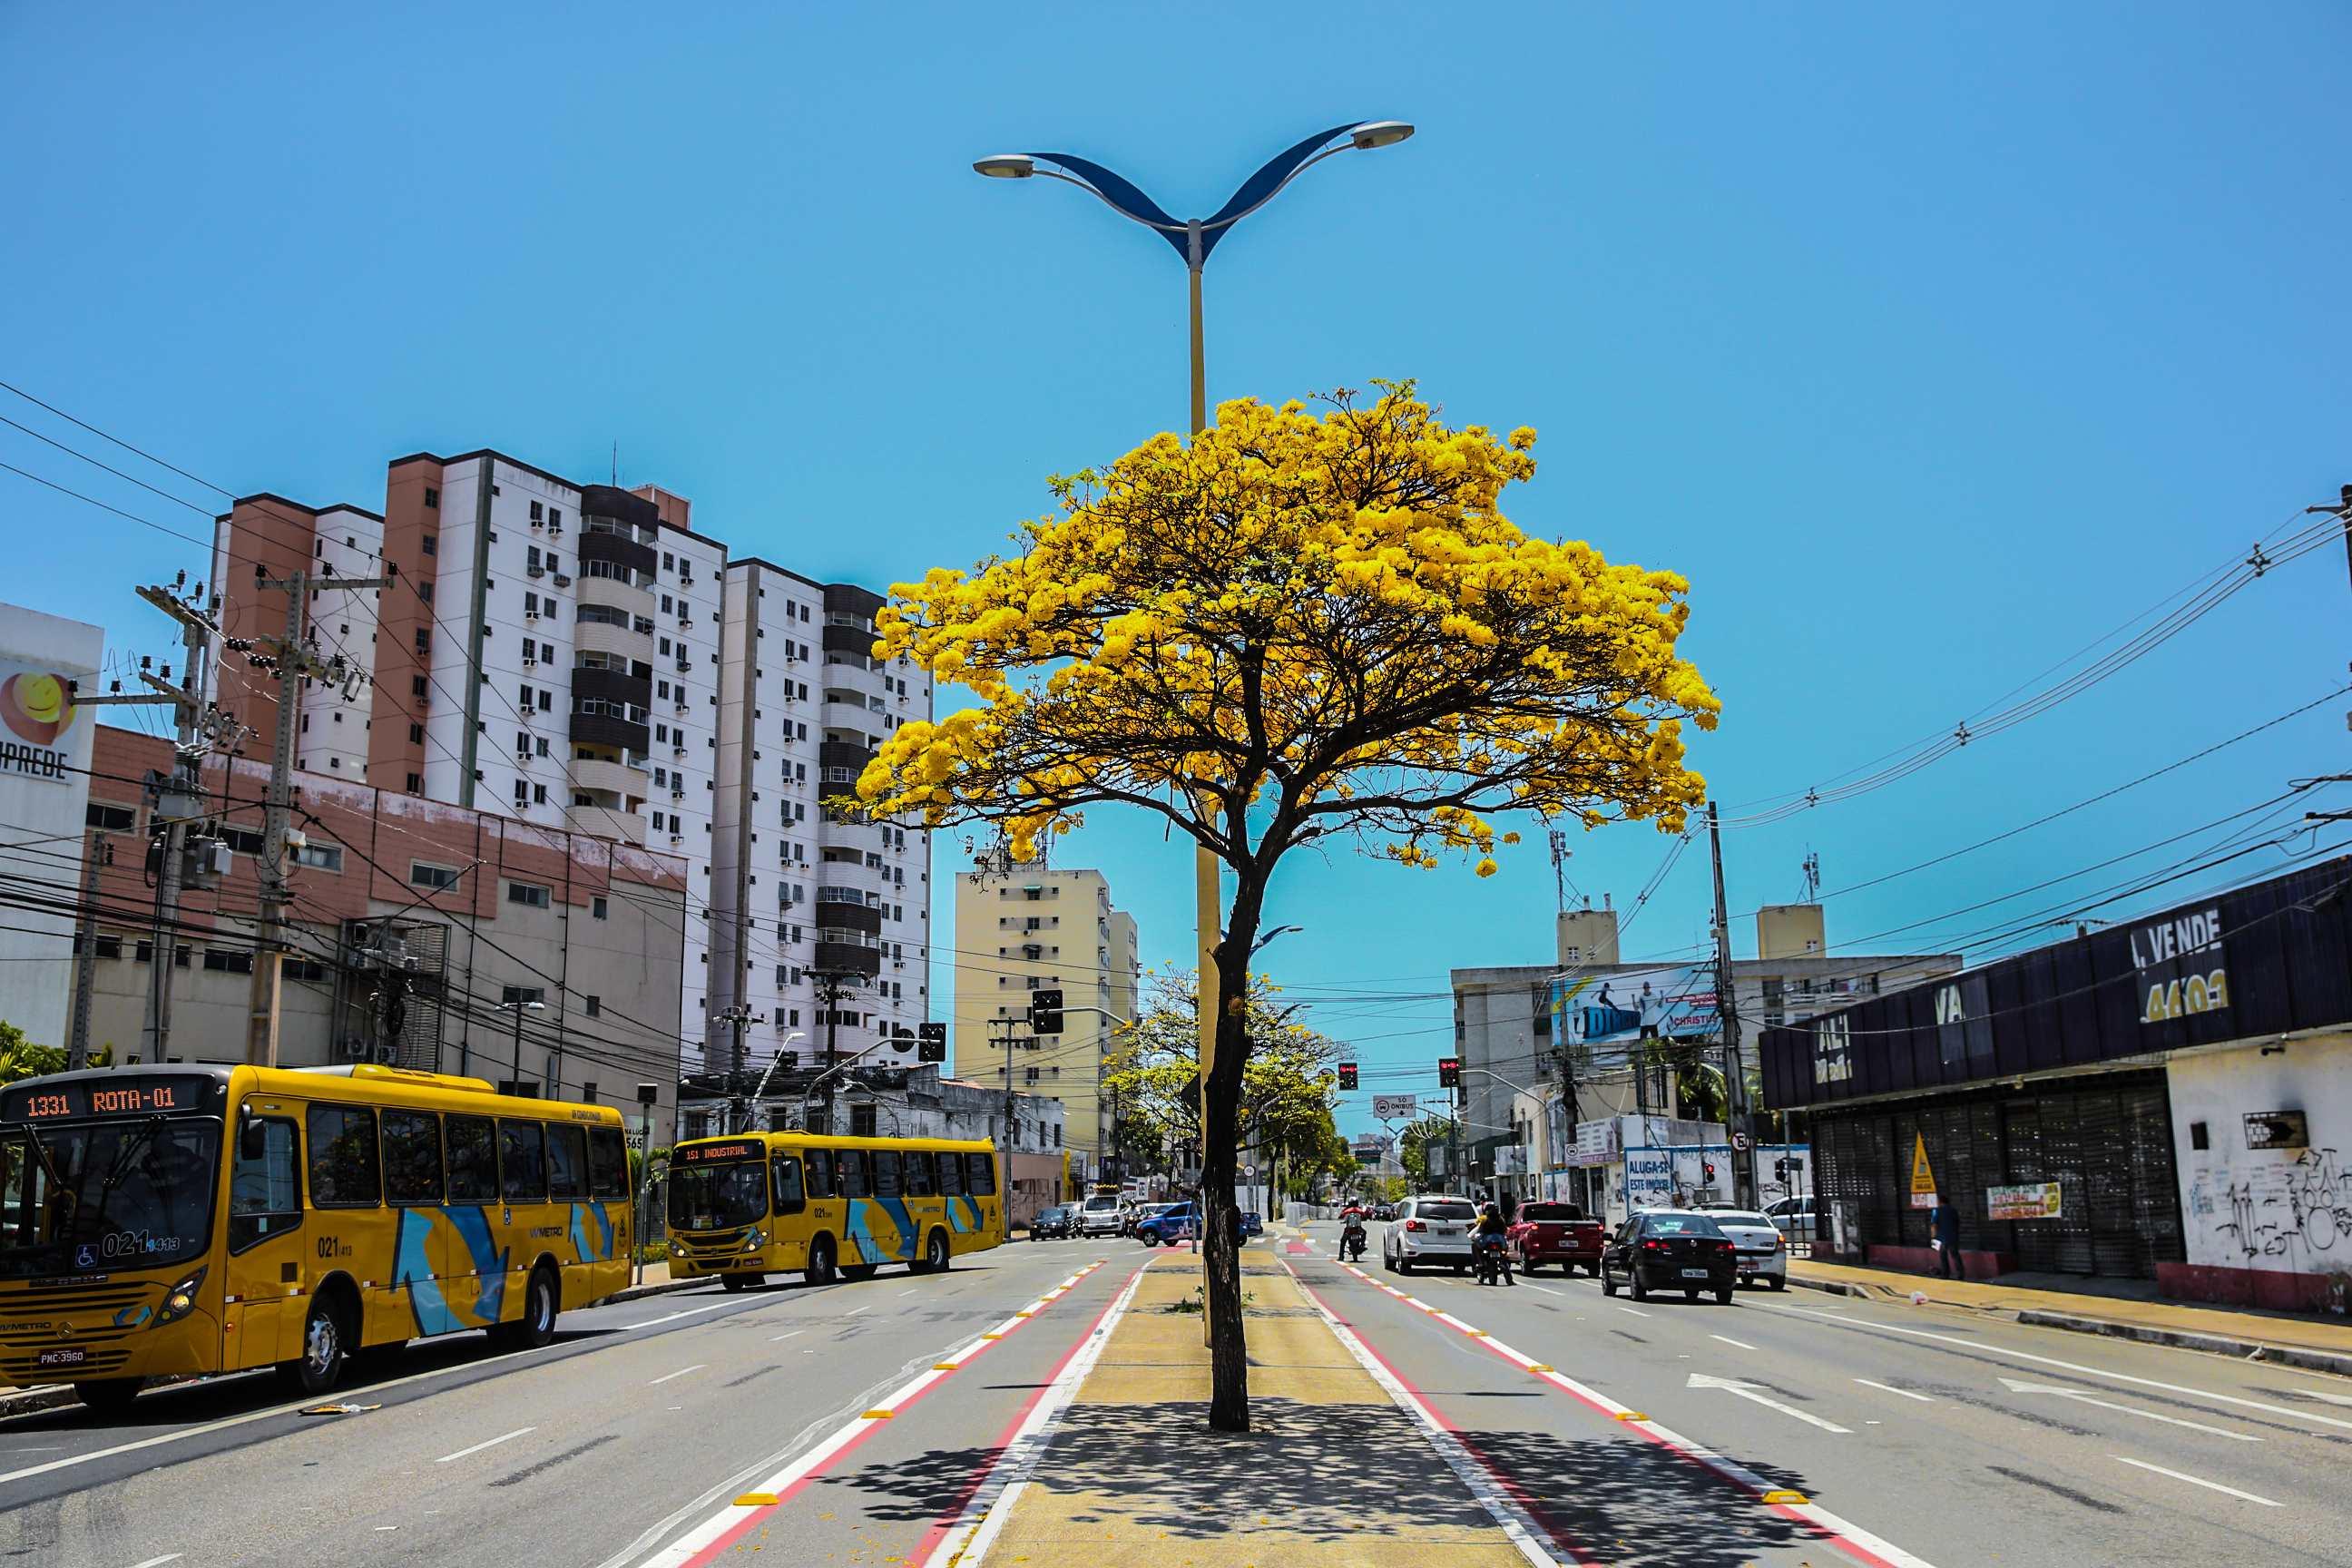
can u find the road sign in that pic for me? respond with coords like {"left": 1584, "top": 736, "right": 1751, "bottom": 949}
{"left": 1371, "top": 1093, "right": 1419, "bottom": 1121}
{"left": 1729, "top": 1130, "right": 1748, "bottom": 1152}
{"left": 1909, "top": 1132, "right": 1939, "bottom": 1209}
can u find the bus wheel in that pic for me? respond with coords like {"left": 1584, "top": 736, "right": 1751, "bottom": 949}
{"left": 72, "top": 1379, "right": 142, "bottom": 1416}
{"left": 495, "top": 1266, "right": 560, "bottom": 1350}
{"left": 280, "top": 1291, "right": 351, "bottom": 1395}
{"left": 806, "top": 1234, "right": 838, "bottom": 1287}
{"left": 920, "top": 1230, "right": 951, "bottom": 1274}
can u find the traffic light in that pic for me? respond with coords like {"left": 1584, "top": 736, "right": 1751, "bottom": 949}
{"left": 1338, "top": 1062, "right": 1358, "bottom": 1091}
{"left": 1029, "top": 988, "right": 1064, "bottom": 1034}
{"left": 1437, "top": 1056, "right": 1460, "bottom": 1088}
{"left": 917, "top": 1021, "right": 947, "bottom": 1063}
{"left": 1773, "top": 1157, "right": 1790, "bottom": 1181}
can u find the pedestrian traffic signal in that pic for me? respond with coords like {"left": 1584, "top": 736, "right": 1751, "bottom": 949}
{"left": 1338, "top": 1062, "right": 1358, "bottom": 1091}
{"left": 1029, "top": 988, "right": 1063, "bottom": 1034}
{"left": 1437, "top": 1056, "right": 1460, "bottom": 1088}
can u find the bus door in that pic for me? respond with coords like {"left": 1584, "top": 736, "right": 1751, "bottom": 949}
{"left": 437, "top": 1113, "right": 505, "bottom": 1328}
{"left": 224, "top": 1107, "right": 305, "bottom": 1370}
{"left": 803, "top": 1149, "right": 844, "bottom": 1262}
{"left": 768, "top": 1151, "right": 808, "bottom": 1268}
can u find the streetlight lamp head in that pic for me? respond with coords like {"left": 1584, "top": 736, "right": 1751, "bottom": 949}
{"left": 1348, "top": 121, "right": 1416, "bottom": 151}
{"left": 973, "top": 154, "right": 1036, "bottom": 179}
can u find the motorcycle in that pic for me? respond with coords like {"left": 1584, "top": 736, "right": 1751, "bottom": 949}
{"left": 1473, "top": 1232, "right": 1513, "bottom": 1287}
{"left": 1339, "top": 1221, "right": 1367, "bottom": 1262}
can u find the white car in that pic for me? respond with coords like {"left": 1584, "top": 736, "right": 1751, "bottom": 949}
{"left": 1703, "top": 1207, "right": 1788, "bottom": 1289}
{"left": 1075, "top": 1193, "right": 1130, "bottom": 1237}
{"left": 1762, "top": 1195, "right": 1816, "bottom": 1242}
{"left": 1382, "top": 1194, "right": 1479, "bottom": 1274}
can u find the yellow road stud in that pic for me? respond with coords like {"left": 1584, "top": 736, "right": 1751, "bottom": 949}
{"left": 861, "top": 1408, "right": 895, "bottom": 1419}
{"left": 1614, "top": 1411, "right": 1647, "bottom": 1421}
{"left": 1761, "top": 1489, "right": 1808, "bottom": 1505}
{"left": 735, "top": 1494, "right": 779, "bottom": 1507}
{"left": 1528, "top": 1364, "right": 1554, "bottom": 1373}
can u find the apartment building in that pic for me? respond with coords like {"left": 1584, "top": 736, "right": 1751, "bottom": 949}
{"left": 211, "top": 446, "right": 925, "bottom": 1074}
{"left": 706, "top": 563, "right": 935, "bottom": 1078}
{"left": 950, "top": 865, "right": 1142, "bottom": 1176}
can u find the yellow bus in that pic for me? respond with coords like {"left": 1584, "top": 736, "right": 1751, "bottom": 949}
{"left": 0, "top": 1063, "right": 634, "bottom": 1414}
{"left": 666, "top": 1132, "right": 1004, "bottom": 1289}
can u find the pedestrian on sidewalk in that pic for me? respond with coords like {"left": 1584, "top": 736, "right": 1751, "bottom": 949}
{"left": 1933, "top": 1200, "right": 1965, "bottom": 1280}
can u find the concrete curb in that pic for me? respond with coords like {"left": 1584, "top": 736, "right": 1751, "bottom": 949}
{"left": 0, "top": 1277, "right": 713, "bottom": 1421}
{"left": 2014, "top": 1308, "right": 2352, "bottom": 1378}
{"left": 1787, "top": 1273, "right": 1877, "bottom": 1300}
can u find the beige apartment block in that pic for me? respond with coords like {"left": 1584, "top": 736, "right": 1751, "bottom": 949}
{"left": 951, "top": 864, "right": 1140, "bottom": 1177}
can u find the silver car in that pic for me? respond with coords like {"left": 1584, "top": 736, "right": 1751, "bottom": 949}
{"left": 1704, "top": 1208, "right": 1788, "bottom": 1289}
{"left": 1075, "top": 1193, "right": 1129, "bottom": 1237}
{"left": 1383, "top": 1195, "right": 1479, "bottom": 1274}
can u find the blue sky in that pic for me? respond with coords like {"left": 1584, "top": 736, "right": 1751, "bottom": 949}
{"left": 5, "top": 5, "right": 2347, "bottom": 1134}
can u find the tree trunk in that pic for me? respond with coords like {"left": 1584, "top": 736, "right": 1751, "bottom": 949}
{"left": 1201, "top": 879, "right": 1262, "bottom": 1433}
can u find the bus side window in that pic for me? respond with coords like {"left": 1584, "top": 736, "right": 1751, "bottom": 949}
{"left": 446, "top": 1115, "right": 499, "bottom": 1203}
{"left": 771, "top": 1155, "right": 806, "bottom": 1215}
{"left": 803, "top": 1149, "right": 834, "bottom": 1200}
{"left": 936, "top": 1152, "right": 965, "bottom": 1197}
{"left": 837, "top": 1150, "right": 867, "bottom": 1199}
{"left": 499, "top": 1122, "right": 548, "bottom": 1204}
{"left": 904, "top": 1150, "right": 936, "bottom": 1198}
{"left": 307, "top": 1105, "right": 381, "bottom": 1209}
{"left": 544, "top": 1124, "right": 588, "bottom": 1200}
{"left": 871, "top": 1151, "right": 901, "bottom": 1198}
{"left": 382, "top": 1111, "right": 445, "bottom": 1205}
{"left": 230, "top": 1114, "right": 301, "bottom": 1250}
{"left": 965, "top": 1152, "right": 997, "bottom": 1198}
{"left": 586, "top": 1127, "right": 628, "bottom": 1199}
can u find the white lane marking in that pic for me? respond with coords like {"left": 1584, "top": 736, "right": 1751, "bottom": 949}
{"left": 622, "top": 1259, "right": 1110, "bottom": 1568}
{"left": 648, "top": 1365, "right": 706, "bottom": 1387}
{"left": 1617, "top": 1306, "right": 1652, "bottom": 1318}
{"left": 2112, "top": 1455, "right": 2282, "bottom": 1506}
{"left": 1332, "top": 1262, "right": 1936, "bottom": 1566}
{"left": 922, "top": 1268, "right": 1149, "bottom": 1568}
{"left": 1710, "top": 1334, "right": 1759, "bottom": 1351}
{"left": 769, "top": 1330, "right": 804, "bottom": 1343}
{"left": 1997, "top": 1378, "right": 2259, "bottom": 1443}
{"left": 897, "top": 1289, "right": 919, "bottom": 1297}
{"left": 1765, "top": 1301, "right": 2352, "bottom": 1435}
{"left": 435, "top": 1426, "right": 537, "bottom": 1464}
{"left": 126, "top": 1557, "right": 184, "bottom": 1568}
{"left": 1283, "top": 1269, "right": 1563, "bottom": 1566}
{"left": 2303, "top": 1387, "right": 2352, "bottom": 1407}
{"left": 619, "top": 1299, "right": 742, "bottom": 1330}
{"left": 1687, "top": 1372, "right": 1852, "bottom": 1434}
{"left": 1525, "top": 1284, "right": 1565, "bottom": 1298}
{"left": 845, "top": 1305, "right": 872, "bottom": 1317}
{"left": 1854, "top": 1378, "right": 1934, "bottom": 1404}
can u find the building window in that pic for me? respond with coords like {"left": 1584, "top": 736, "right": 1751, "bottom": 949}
{"left": 410, "top": 861, "right": 461, "bottom": 891}
{"left": 408, "top": 722, "right": 424, "bottom": 744}
{"left": 506, "top": 881, "right": 552, "bottom": 909}
{"left": 293, "top": 843, "right": 342, "bottom": 872}
{"left": 499, "top": 985, "right": 546, "bottom": 1006}
{"left": 418, "top": 581, "right": 434, "bottom": 604}
{"left": 411, "top": 676, "right": 429, "bottom": 700}
{"left": 533, "top": 783, "right": 548, "bottom": 805}
{"left": 405, "top": 772, "right": 425, "bottom": 794}
{"left": 592, "top": 896, "right": 608, "bottom": 920}
{"left": 423, "top": 487, "right": 439, "bottom": 510}
{"left": 583, "top": 995, "right": 601, "bottom": 1017}
{"left": 201, "top": 949, "right": 255, "bottom": 975}
{"left": 85, "top": 802, "right": 136, "bottom": 831}
{"left": 513, "top": 779, "right": 530, "bottom": 807}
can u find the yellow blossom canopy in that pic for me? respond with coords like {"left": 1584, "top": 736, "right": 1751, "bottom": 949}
{"left": 857, "top": 381, "right": 1717, "bottom": 874}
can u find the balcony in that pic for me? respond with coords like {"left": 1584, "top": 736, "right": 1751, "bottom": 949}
{"left": 569, "top": 710, "right": 649, "bottom": 754}
{"left": 571, "top": 755, "right": 643, "bottom": 799}
{"left": 578, "top": 526, "right": 658, "bottom": 580}
{"left": 574, "top": 617, "right": 649, "bottom": 662}
{"left": 573, "top": 665, "right": 652, "bottom": 710}
{"left": 565, "top": 803, "right": 645, "bottom": 848}
{"left": 812, "top": 939, "right": 883, "bottom": 977}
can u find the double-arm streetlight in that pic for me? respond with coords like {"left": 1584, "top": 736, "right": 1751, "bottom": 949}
{"left": 973, "top": 120, "right": 1415, "bottom": 1114}
{"left": 494, "top": 998, "right": 544, "bottom": 1095}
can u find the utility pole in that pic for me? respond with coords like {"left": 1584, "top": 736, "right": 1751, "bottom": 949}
{"left": 132, "top": 577, "right": 231, "bottom": 1064}
{"left": 808, "top": 967, "right": 864, "bottom": 1133}
{"left": 240, "top": 567, "right": 391, "bottom": 1066}
{"left": 65, "top": 834, "right": 110, "bottom": 1069}
{"left": 2304, "top": 484, "right": 2352, "bottom": 597}
{"left": 1706, "top": 801, "right": 1758, "bottom": 1208}
{"left": 717, "top": 1004, "right": 759, "bottom": 1132}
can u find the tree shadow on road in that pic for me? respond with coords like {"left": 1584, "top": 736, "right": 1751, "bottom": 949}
{"left": 825, "top": 1395, "right": 1846, "bottom": 1565}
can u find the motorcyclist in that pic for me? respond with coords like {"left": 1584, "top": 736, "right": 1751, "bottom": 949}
{"left": 1474, "top": 1200, "right": 1514, "bottom": 1286}
{"left": 1339, "top": 1205, "right": 1368, "bottom": 1261}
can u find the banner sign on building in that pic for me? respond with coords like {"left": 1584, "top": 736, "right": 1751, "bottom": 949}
{"left": 1370, "top": 1093, "right": 1419, "bottom": 1121}
{"left": 1909, "top": 1132, "right": 1939, "bottom": 1210}
{"left": 1554, "top": 962, "right": 1721, "bottom": 1046}
{"left": 0, "top": 657, "right": 86, "bottom": 785}
{"left": 1624, "top": 1148, "right": 1674, "bottom": 1210}
{"left": 1985, "top": 1181, "right": 2063, "bottom": 1221}
{"left": 0, "top": 606, "right": 104, "bottom": 1053}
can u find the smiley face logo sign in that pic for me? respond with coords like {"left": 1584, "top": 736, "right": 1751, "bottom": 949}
{"left": 0, "top": 665, "right": 81, "bottom": 784}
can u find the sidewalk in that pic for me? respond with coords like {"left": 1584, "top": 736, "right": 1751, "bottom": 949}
{"left": 976, "top": 1240, "right": 1539, "bottom": 1565}
{"left": 1790, "top": 1257, "right": 2352, "bottom": 1377}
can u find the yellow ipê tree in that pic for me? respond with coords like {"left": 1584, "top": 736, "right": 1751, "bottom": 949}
{"left": 858, "top": 381, "right": 1717, "bottom": 1432}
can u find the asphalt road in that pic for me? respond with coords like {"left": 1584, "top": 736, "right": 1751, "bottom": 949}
{"left": 1293, "top": 1219, "right": 2352, "bottom": 1567}
{"left": 0, "top": 1235, "right": 1129, "bottom": 1568}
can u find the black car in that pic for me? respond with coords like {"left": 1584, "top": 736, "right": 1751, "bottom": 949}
{"left": 1029, "top": 1204, "right": 1079, "bottom": 1240}
{"left": 1600, "top": 1210, "right": 1738, "bottom": 1304}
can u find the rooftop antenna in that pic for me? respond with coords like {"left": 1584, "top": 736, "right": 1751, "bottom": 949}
{"left": 611, "top": 440, "right": 618, "bottom": 485}
{"left": 1547, "top": 828, "right": 1582, "bottom": 916}
{"left": 1799, "top": 850, "right": 1821, "bottom": 903}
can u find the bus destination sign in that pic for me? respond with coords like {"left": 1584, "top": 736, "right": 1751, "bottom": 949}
{"left": 0, "top": 1075, "right": 219, "bottom": 1122}
{"left": 675, "top": 1140, "right": 764, "bottom": 1165}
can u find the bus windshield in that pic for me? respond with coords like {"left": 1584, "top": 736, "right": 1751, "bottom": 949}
{"left": 669, "top": 1155, "right": 769, "bottom": 1231}
{"left": 0, "top": 1120, "right": 220, "bottom": 1279}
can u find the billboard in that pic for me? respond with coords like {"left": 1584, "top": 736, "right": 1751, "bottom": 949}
{"left": 0, "top": 604, "right": 106, "bottom": 1050}
{"left": 1553, "top": 962, "right": 1721, "bottom": 1046}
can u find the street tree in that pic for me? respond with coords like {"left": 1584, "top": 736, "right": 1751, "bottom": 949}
{"left": 858, "top": 381, "right": 1715, "bottom": 1430}
{"left": 1102, "top": 965, "right": 1341, "bottom": 1166}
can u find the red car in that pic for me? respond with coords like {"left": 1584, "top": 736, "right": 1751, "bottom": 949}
{"left": 1508, "top": 1200, "right": 1606, "bottom": 1276}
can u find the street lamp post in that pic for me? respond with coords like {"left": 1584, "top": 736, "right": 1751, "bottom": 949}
{"left": 495, "top": 999, "right": 545, "bottom": 1095}
{"left": 974, "top": 119, "right": 1414, "bottom": 1169}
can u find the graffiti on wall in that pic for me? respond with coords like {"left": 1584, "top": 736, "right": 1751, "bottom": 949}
{"left": 2188, "top": 1147, "right": 2352, "bottom": 1266}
